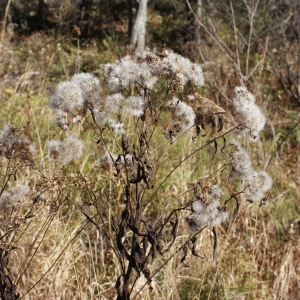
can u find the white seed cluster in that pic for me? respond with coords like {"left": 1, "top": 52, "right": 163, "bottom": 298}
{"left": 166, "top": 98, "right": 196, "bottom": 142}
{"left": 231, "top": 140, "right": 272, "bottom": 201}
{"left": 0, "top": 185, "right": 31, "bottom": 209}
{"left": 71, "top": 73, "right": 102, "bottom": 107}
{"left": 104, "top": 93, "right": 124, "bottom": 114}
{"left": 232, "top": 86, "right": 266, "bottom": 142}
{"left": 104, "top": 54, "right": 158, "bottom": 92}
{"left": 104, "top": 49, "right": 204, "bottom": 92}
{"left": 0, "top": 124, "right": 36, "bottom": 158}
{"left": 49, "top": 73, "right": 101, "bottom": 130}
{"left": 49, "top": 49, "right": 204, "bottom": 138}
{"left": 185, "top": 185, "right": 229, "bottom": 231}
{"left": 155, "top": 51, "right": 205, "bottom": 87}
{"left": 48, "top": 136, "right": 84, "bottom": 165}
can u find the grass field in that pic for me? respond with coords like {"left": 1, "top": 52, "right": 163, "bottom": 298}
{"left": 0, "top": 30, "right": 299, "bottom": 300}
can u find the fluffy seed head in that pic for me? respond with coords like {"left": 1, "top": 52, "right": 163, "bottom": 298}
{"left": 245, "top": 170, "right": 273, "bottom": 201}
{"left": 49, "top": 81, "right": 84, "bottom": 113}
{"left": 185, "top": 184, "right": 229, "bottom": 231}
{"left": 71, "top": 73, "right": 101, "bottom": 107}
{"left": 104, "top": 93, "right": 125, "bottom": 114}
{"left": 0, "top": 124, "right": 36, "bottom": 161}
{"left": 230, "top": 140, "right": 273, "bottom": 201}
{"left": 232, "top": 86, "right": 266, "bottom": 142}
{"left": 48, "top": 136, "right": 84, "bottom": 165}
{"left": 0, "top": 185, "right": 30, "bottom": 209}
{"left": 123, "top": 96, "right": 145, "bottom": 117}
{"left": 166, "top": 99, "right": 196, "bottom": 142}
{"left": 230, "top": 139, "right": 253, "bottom": 179}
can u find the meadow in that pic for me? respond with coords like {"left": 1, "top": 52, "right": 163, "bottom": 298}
{"left": 0, "top": 5, "right": 300, "bottom": 299}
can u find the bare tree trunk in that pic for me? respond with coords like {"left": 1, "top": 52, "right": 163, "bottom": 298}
{"left": 126, "top": 0, "right": 133, "bottom": 44}
{"left": 36, "top": 0, "right": 48, "bottom": 30}
{"left": 195, "top": 0, "right": 202, "bottom": 46}
{"left": 130, "top": 0, "right": 148, "bottom": 51}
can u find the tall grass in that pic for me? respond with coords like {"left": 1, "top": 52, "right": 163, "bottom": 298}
{"left": 0, "top": 32, "right": 299, "bottom": 300}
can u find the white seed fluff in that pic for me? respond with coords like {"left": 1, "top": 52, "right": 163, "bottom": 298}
{"left": 71, "top": 73, "right": 101, "bottom": 107}
{"left": 49, "top": 81, "right": 84, "bottom": 113}
{"left": 231, "top": 140, "right": 273, "bottom": 201}
{"left": 166, "top": 99, "right": 196, "bottom": 141}
{"left": 0, "top": 185, "right": 30, "bottom": 209}
{"left": 185, "top": 184, "right": 229, "bottom": 231}
{"left": 104, "top": 93, "right": 125, "bottom": 114}
{"left": 123, "top": 96, "right": 145, "bottom": 117}
{"left": 232, "top": 86, "right": 266, "bottom": 142}
{"left": 48, "top": 136, "right": 84, "bottom": 165}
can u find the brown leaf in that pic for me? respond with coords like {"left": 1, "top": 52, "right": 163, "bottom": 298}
{"left": 181, "top": 244, "right": 189, "bottom": 267}
{"left": 190, "top": 237, "right": 205, "bottom": 259}
{"left": 221, "top": 136, "right": 227, "bottom": 156}
{"left": 217, "top": 115, "right": 224, "bottom": 132}
{"left": 212, "top": 227, "right": 218, "bottom": 261}
{"left": 122, "top": 133, "right": 129, "bottom": 153}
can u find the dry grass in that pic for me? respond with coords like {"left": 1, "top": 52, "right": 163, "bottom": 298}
{"left": 0, "top": 30, "right": 299, "bottom": 300}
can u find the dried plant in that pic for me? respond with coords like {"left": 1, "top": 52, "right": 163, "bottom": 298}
{"left": 0, "top": 48, "right": 272, "bottom": 299}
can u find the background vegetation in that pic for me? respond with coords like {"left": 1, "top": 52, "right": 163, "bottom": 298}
{"left": 0, "top": 0, "right": 299, "bottom": 299}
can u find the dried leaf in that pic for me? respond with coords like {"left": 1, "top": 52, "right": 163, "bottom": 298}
{"left": 181, "top": 244, "right": 189, "bottom": 267}
{"left": 128, "top": 224, "right": 147, "bottom": 236}
{"left": 142, "top": 264, "right": 152, "bottom": 286}
{"left": 144, "top": 162, "right": 153, "bottom": 188}
{"left": 115, "top": 275, "right": 123, "bottom": 299}
{"left": 162, "top": 213, "right": 179, "bottom": 253}
{"left": 133, "top": 241, "right": 146, "bottom": 266}
{"left": 220, "top": 136, "right": 227, "bottom": 156}
{"left": 190, "top": 236, "right": 205, "bottom": 259}
{"left": 192, "top": 124, "right": 201, "bottom": 141}
{"left": 122, "top": 133, "right": 129, "bottom": 153}
{"left": 213, "top": 139, "right": 218, "bottom": 155}
{"left": 217, "top": 115, "right": 224, "bottom": 132}
{"left": 142, "top": 237, "right": 149, "bottom": 253}
{"left": 194, "top": 94, "right": 234, "bottom": 126}
{"left": 232, "top": 195, "right": 240, "bottom": 215}
{"left": 212, "top": 227, "right": 218, "bottom": 261}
